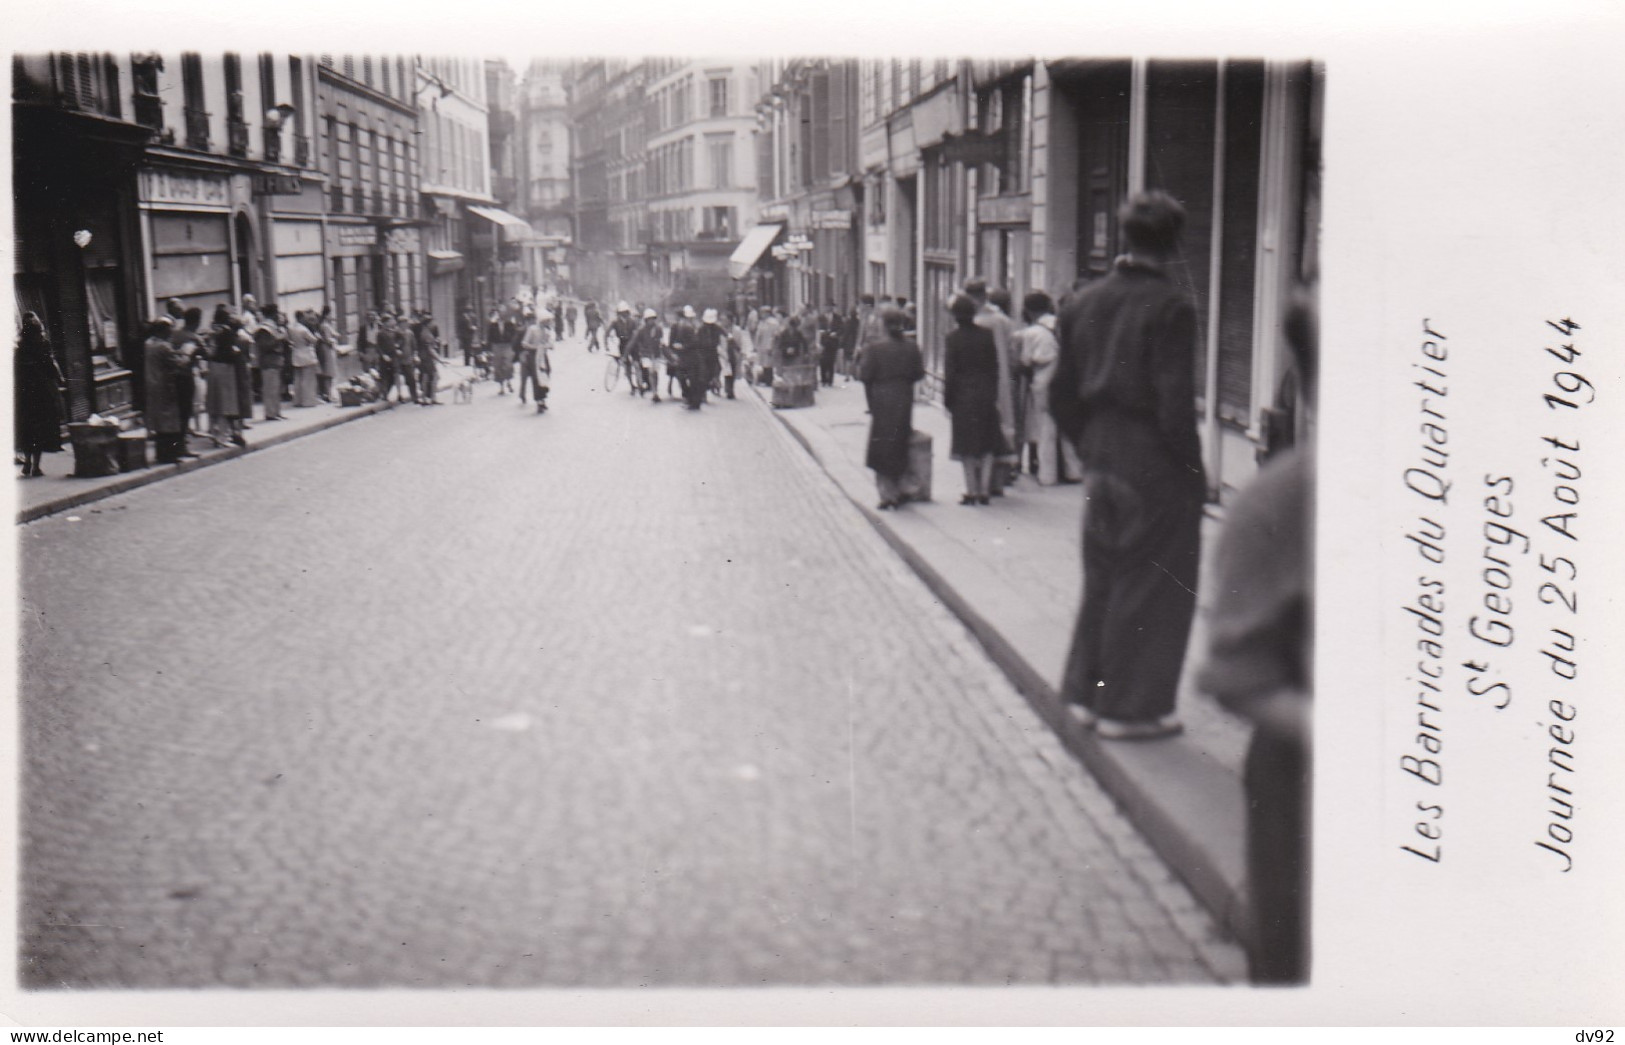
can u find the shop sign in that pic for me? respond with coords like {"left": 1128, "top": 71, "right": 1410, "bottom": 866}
{"left": 140, "top": 167, "right": 230, "bottom": 206}
{"left": 758, "top": 203, "right": 789, "bottom": 222}
{"left": 335, "top": 224, "right": 379, "bottom": 248}
{"left": 253, "top": 173, "right": 304, "bottom": 196}
{"left": 811, "top": 210, "right": 851, "bottom": 230}
{"left": 941, "top": 130, "right": 1007, "bottom": 168}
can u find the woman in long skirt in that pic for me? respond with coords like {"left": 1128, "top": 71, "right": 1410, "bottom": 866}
{"left": 491, "top": 316, "right": 516, "bottom": 394}
{"left": 14, "top": 312, "right": 66, "bottom": 477}
{"left": 289, "top": 311, "right": 321, "bottom": 407}
{"left": 944, "top": 294, "right": 1002, "bottom": 505}
{"left": 206, "top": 305, "right": 246, "bottom": 447}
{"left": 858, "top": 307, "right": 925, "bottom": 509}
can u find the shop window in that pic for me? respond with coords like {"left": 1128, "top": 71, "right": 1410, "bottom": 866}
{"left": 84, "top": 271, "right": 121, "bottom": 361}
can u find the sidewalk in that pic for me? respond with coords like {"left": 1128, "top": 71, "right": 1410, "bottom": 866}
{"left": 751, "top": 376, "right": 1257, "bottom": 946}
{"left": 15, "top": 362, "right": 479, "bottom": 525}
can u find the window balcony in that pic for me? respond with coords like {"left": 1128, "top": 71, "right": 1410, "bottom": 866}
{"left": 330, "top": 184, "right": 345, "bottom": 212}
{"left": 183, "top": 107, "right": 211, "bottom": 151}
{"left": 262, "top": 124, "right": 282, "bottom": 164}
{"left": 227, "top": 117, "right": 250, "bottom": 158}
{"left": 294, "top": 134, "right": 311, "bottom": 167}
{"left": 133, "top": 93, "right": 163, "bottom": 133}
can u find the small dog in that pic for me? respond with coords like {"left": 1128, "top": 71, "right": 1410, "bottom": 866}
{"left": 452, "top": 381, "right": 475, "bottom": 404}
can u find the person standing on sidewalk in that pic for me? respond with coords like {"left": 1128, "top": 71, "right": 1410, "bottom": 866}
{"left": 374, "top": 313, "right": 403, "bottom": 403}
{"left": 288, "top": 310, "right": 320, "bottom": 408}
{"left": 234, "top": 296, "right": 260, "bottom": 427}
{"left": 858, "top": 306, "right": 925, "bottom": 510}
{"left": 143, "top": 316, "right": 193, "bottom": 462}
{"left": 253, "top": 307, "right": 289, "bottom": 422}
{"left": 317, "top": 306, "right": 341, "bottom": 403}
{"left": 206, "top": 305, "right": 247, "bottom": 447}
{"left": 754, "top": 307, "right": 783, "bottom": 387}
{"left": 1051, "top": 190, "right": 1203, "bottom": 741}
{"left": 1014, "top": 291, "right": 1082, "bottom": 485}
{"left": 415, "top": 315, "right": 441, "bottom": 405}
{"left": 174, "top": 307, "right": 206, "bottom": 446}
{"left": 358, "top": 310, "right": 379, "bottom": 372}
{"left": 14, "top": 312, "right": 66, "bottom": 478}
{"left": 943, "top": 295, "right": 1001, "bottom": 506}
{"left": 815, "top": 306, "right": 838, "bottom": 387}
{"left": 965, "top": 279, "right": 1019, "bottom": 494}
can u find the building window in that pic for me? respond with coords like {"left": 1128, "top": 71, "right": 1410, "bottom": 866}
{"left": 702, "top": 206, "right": 734, "bottom": 240}
{"left": 976, "top": 74, "right": 1030, "bottom": 197}
{"left": 180, "top": 52, "right": 209, "bottom": 150}
{"left": 130, "top": 53, "right": 164, "bottom": 131}
{"left": 708, "top": 135, "right": 732, "bottom": 189}
{"left": 708, "top": 76, "right": 728, "bottom": 117}
{"left": 342, "top": 55, "right": 355, "bottom": 80}
{"left": 362, "top": 55, "right": 373, "bottom": 87}
{"left": 870, "top": 175, "right": 886, "bottom": 226}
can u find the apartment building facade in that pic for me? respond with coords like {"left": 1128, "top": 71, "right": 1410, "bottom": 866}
{"left": 316, "top": 53, "right": 424, "bottom": 340}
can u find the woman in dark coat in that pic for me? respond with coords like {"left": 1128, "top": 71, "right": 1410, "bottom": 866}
{"left": 857, "top": 307, "right": 925, "bottom": 510}
{"left": 14, "top": 312, "right": 66, "bottom": 477}
{"left": 944, "top": 294, "right": 1001, "bottom": 505}
{"left": 143, "top": 317, "right": 192, "bottom": 462}
{"left": 206, "top": 305, "right": 247, "bottom": 447}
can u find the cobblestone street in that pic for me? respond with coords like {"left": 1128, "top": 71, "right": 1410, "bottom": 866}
{"left": 18, "top": 342, "right": 1246, "bottom": 989}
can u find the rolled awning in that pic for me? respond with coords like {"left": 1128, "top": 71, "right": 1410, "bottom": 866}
{"left": 728, "top": 223, "right": 784, "bottom": 279}
{"left": 467, "top": 205, "right": 536, "bottom": 242}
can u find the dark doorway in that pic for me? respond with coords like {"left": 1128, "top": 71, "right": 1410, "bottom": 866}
{"left": 1055, "top": 61, "right": 1131, "bottom": 279}
{"left": 233, "top": 212, "right": 256, "bottom": 303}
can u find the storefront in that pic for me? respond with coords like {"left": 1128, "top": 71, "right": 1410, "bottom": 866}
{"left": 325, "top": 222, "right": 382, "bottom": 338}
{"left": 139, "top": 163, "right": 237, "bottom": 319}
{"left": 12, "top": 103, "right": 150, "bottom": 420}
{"left": 1037, "top": 58, "right": 1321, "bottom": 500}
{"left": 258, "top": 173, "right": 328, "bottom": 316}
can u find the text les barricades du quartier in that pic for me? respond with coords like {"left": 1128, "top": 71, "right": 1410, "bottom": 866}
{"left": 1396, "top": 317, "right": 1589, "bottom": 872}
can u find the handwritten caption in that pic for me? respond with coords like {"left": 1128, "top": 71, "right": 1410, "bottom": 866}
{"left": 1397, "top": 317, "right": 1588, "bottom": 871}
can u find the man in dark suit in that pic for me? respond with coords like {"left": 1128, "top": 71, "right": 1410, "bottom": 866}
{"left": 1051, "top": 190, "right": 1204, "bottom": 741}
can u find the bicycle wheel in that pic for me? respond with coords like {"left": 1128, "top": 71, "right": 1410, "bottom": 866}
{"left": 603, "top": 353, "right": 621, "bottom": 391}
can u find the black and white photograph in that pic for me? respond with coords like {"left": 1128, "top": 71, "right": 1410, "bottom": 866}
{"left": 2, "top": 1, "right": 1623, "bottom": 1034}
{"left": 8, "top": 46, "right": 1318, "bottom": 992}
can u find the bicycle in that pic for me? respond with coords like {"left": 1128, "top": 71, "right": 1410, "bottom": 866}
{"left": 602, "top": 349, "right": 622, "bottom": 392}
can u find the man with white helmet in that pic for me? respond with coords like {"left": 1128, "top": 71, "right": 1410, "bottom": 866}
{"left": 692, "top": 308, "right": 728, "bottom": 408}
{"left": 627, "top": 307, "right": 666, "bottom": 402}
{"left": 607, "top": 302, "right": 641, "bottom": 394}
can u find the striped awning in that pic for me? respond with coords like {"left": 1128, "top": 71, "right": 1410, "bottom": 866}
{"left": 728, "top": 224, "right": 784, "bottom": 280}
{"left": 467, "top": 205, "right": 536, "bottom": 242}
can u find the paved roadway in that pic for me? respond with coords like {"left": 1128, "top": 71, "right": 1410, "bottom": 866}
{"left": 17, "top": 338, "right": 1246, "bottom": 989}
